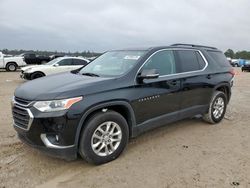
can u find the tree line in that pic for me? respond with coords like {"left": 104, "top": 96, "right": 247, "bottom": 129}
{"left": 2, "top": 48, "right": 250, "bottom": 60}
{"left": 224, "top": 49, "right": 250, "bottom": 60}
{"left": 0, "top": 49, "right": 102, "bottom": 58}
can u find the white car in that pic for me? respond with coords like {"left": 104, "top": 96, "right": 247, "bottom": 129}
{"left": 0, "top": 51, "right": 26, "bottom": 71}
{"left": 21, "top": 57, "right": 89, "bottom": 80}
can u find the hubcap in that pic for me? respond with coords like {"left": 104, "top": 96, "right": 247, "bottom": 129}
{"left": 212, "top": 97, "right": 225, "bottom": 119}
{"left": 9, "top": 64, "right": 15, "bottom": 71}
{"left": 91, "top": 121, "right": 122, "bottom": 157}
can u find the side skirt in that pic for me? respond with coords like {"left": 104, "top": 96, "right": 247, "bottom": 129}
{"left": 132, "top": 105, "right": 208, "bottom": 137}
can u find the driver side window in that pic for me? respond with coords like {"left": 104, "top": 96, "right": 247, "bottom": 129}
{"left": 142, "top": 50, "right": 176, "bottom": 76}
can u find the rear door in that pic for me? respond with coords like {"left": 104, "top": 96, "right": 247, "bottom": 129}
{"left": 175, "top": 50, "right": 212, "bottom": 115}
{"left": 132, "top": 49, "right": 182, "bottom": 125}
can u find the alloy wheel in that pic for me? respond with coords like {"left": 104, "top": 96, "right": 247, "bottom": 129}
{"left": 91, "top": 121, "right": 122, "bottom": 157}
{"left": 212, "top": 97, "right": 225, "bottom": 119}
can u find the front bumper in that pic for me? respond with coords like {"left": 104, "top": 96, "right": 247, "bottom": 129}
{"left": 17, "top": 132, "right": 76, "bottom": 160}
{"left": 12, "top": 99, "right": 83, "bottom": 160}
{"left": 20, "top": 71, "right": 32, "bottom": 80}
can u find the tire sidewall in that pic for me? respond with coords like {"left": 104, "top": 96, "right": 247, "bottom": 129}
{"left": 6, "top": 63, "right": 17, "bottom": 71}
{"left": 79, "top": 111, "right": 129, "bottom": 165}
{"left": 210, "top": 92, "right": 227, "bottom": 123}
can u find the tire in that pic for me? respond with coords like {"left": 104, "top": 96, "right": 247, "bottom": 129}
{"left": 79, "top": 111, "right": 129, "bottom": 165}
{"left": 30, "top": 72, "right": 45, "bottom": 80}
{"left": 6, "top": 62, "right": 17, "bottom": 72}
{"left": 203, "top": 91, "right": 227, "bottom": 124}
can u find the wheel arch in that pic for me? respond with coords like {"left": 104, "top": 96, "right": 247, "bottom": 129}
{"left": 31, "top": 71, "right": 46, "bottom": 76}
{"left": 213, "top": 83, "right": 231, "bottom": 103}
{"left": 5, "top": 61, "right": 18, "bottom": 68}
{"left": 75, "top": 101, "right": 136, "bottom": 148}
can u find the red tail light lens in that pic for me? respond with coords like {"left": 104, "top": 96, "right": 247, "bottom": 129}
{"left": 229, "top": 68, "right": 236, "bottom": 76}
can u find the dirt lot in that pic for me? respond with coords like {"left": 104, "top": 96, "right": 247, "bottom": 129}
{"left": 0, "top": 69, "right": 250, "bottom": 188}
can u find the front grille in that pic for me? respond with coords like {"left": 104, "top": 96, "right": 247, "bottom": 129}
{"left": 12, "top": 105, "right": 31, "bottom": 130}
{"left": 14, "top": 97, "right": 31, "bottom": 106}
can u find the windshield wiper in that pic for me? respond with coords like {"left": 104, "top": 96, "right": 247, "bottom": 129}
{"left": 81, "top": 72, "right": 100, "bottom": 77}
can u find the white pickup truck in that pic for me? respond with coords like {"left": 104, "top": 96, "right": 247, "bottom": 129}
{"left": 0, "top": 52, "right": 26, "bottom": 71}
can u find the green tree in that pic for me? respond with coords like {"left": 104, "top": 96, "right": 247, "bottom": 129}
{"left": 224, "top": 49, "right": 235, "bottom": 58}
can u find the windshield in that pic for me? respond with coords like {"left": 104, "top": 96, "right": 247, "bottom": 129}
{"left": 79, "top": 50, "right": 146, "bottom": 77}
{"left": 46, "top": 58, "right": 62, "bottom": 65}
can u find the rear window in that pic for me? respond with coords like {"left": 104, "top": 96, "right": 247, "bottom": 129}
{"left": 207, "top": 51, "right": 231, "bottom": 67}
{"left": 176, "top": 50, "right": 204, "bottom": 72}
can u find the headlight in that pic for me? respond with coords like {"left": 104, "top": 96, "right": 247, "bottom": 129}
{"left": 33, "top": 96, "right": 83, "bottom": 112}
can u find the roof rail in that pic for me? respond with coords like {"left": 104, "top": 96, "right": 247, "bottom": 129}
{"left": 171, "top": 43, "right": 217, "bottom": 50}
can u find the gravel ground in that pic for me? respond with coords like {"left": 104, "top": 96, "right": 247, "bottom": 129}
{"left": 0, "top": 68, "right": 250, "bottom": 188}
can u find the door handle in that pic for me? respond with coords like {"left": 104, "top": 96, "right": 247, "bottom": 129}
{"left": 169, "top": 80, "right": 177, "bottom": 85}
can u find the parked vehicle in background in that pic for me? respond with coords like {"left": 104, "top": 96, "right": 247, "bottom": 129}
{"left": 19, "top": 53, "right": 51, "bottom": 65}
{"left": 241, "top": 61, "right": 250, "bottom": 72}
{"left": 0, "top": 51, "right": 26, "bottom": 71}
{"left": 12, "top": 44, "right": 234, "bottom": 164}
{"left": 238, "top": 59, "right": 247, "bottom": 67}
{"left": 50, "top": 54, "right": 65, "bottom": 60}
{"left": 229, "top": 59, "right": 240, "bottom": 67}
{"left": 20, "top": 57, "right": 89, "bottom": 80}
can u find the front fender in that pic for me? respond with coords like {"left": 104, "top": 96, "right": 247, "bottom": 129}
{"left": 74, "top": 100, "right": 136, "bottom": 148}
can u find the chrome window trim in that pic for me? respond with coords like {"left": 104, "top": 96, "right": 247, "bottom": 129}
{"left": 135, "top": 48, "right": 209, "bottom": 82}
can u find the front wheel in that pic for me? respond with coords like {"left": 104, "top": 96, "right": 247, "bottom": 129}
{"left": 203, "top": 91, "right": 227, "bottom": 124}
{"left": 30, "top": 72, "right": 45, "bottom": 80}
{"left": 79, "top": 111, "right": 129, "bottom": 165}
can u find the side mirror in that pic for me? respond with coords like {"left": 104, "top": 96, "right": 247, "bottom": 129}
{"left": 53, "top": 63, "right": 59, "bottom": 67}
{"left": 137, "top": 69, "right": 159, "bottom": 82}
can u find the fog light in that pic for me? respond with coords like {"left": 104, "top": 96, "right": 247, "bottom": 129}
{"left": 55, "top": 135, "right": 59, "bottom": 142}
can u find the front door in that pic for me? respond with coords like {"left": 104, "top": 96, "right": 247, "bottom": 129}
{"left": 132, "top": 50, "right": 182, "bottom": 125}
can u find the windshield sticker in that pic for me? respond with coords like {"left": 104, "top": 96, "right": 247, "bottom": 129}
{"left": 124, "top": 55, "right": 141, "bottom": 60}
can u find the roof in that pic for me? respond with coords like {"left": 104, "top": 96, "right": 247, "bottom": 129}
{"left": 115, "top": 44, "right": 219, "bottom": 52}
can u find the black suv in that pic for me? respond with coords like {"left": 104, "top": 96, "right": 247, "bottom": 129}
{"left": 12, "top": 44, "right": 234, "bottom": 164}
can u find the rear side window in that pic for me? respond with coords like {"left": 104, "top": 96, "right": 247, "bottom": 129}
{"left": 58, "top": 59, "right": 73, "bottom": 66}
{"left": 73, "top": 59, "right": 88, "bottom": 65}
{"left": 142, "top": 50, "right": 176, "bottom": 75}
{"left": 196, "top": 52, "right": 206, "bottom": 69}
{"left": 176, "top": 50, "right": 203, "bottom": 72}
{"left": 207, "top": 51, "right": 231, "bottom": 67}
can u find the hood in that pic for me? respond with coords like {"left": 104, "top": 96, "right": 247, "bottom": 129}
{"left": 14, "top": 72, "right": 114, "bottom": 100}
{"left": 21, "top": 64, "right": 49, "bottom": 72}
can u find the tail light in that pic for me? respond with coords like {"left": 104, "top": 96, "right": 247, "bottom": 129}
{"left": 229, "top": 68, "right": 236, "bottom": 76}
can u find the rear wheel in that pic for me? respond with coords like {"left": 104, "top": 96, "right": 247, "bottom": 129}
{"left": 79, "top": 111, "right": 129, "bottom": 165}
{"left": 30, "top": 72, "right": 45, "bottom": 80}
{"left": 6, "top": 62, "right": 17, "bottom": 71}
{"left": 203, "top": 91, "right": 227, "bottom": 124}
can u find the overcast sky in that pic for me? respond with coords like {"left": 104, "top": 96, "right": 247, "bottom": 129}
{"left": 0, "top": 0, "right": 249, "bottom": 52}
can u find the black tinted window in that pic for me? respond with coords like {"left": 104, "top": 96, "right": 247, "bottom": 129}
{"left": 142, "top": 50, "right": 176, "bottom": 75}
{"left": 58, "top": 59, "right": 73, "bottom": 66}
{"left": 177, "top": 50, "right": 200, "bottom": 72}
{"left": 73, "top": 59, "right": 88, "bottom": 65}
{"left": 207, "top": 51, "right": 231, "bottom": 67}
